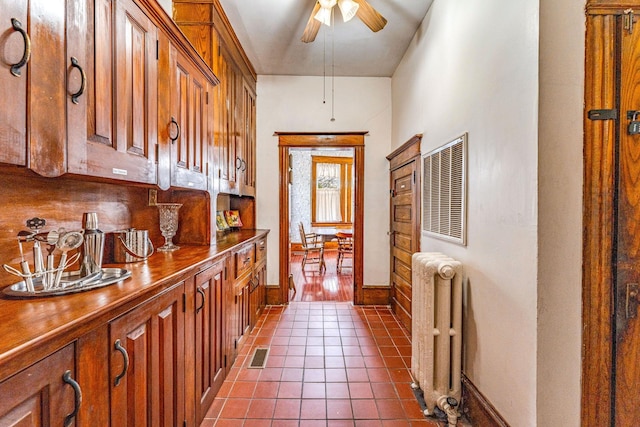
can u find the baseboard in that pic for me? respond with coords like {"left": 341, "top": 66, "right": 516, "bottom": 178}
{"left": 461, "top": 373, "right": 510, "bottom": 427}
{"left": 362, "top": 285, "right": 390, "bottom": 305}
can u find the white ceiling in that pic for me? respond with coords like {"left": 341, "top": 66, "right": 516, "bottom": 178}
{"left": 217, "top": 0, "right": 434, "bottom": 77}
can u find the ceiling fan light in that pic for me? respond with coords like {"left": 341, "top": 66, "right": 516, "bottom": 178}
{"left": 337, "top": 0, "right": 359, "bottom": 22}
{"left": 314, "top": 6, "right": 332, "bottom": 26}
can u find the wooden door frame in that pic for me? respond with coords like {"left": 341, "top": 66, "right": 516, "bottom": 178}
{"left": 276, "top": 132, "right": 366, "bottom": 305}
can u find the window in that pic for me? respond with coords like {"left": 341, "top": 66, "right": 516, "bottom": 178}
{"left": 422, "top": 133, "right": 467, "bottom": 245}
{"left": 311, "top": 155, "right": 353, "bottom": 226}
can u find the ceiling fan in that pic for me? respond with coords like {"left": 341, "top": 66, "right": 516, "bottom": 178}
{"left": 301, "top": 0, "right": 388, "bottom": 43}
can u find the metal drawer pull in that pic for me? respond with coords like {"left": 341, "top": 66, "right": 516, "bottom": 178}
{"left": 10, "top": 18, "right": 31, "bottom": 77}
{"left": 169, "top": 117, "right": 180, "bottom": 143}
{"left": 196, "top": 287, "right": 206, "bottom": 314}
{"left": 70, "top": 57, "right": 86, "bottom": 104}
{"left": 236, "top": 157, "right": 242, "bottom": 170}
{"left": 113, "top": 339, "right": 129, "bottom": 387}
{"left": 62, "top": 370, "right": 82, "bottom": 427}
{"left": 241, "top": 159, "right": 246, "bottom": 172}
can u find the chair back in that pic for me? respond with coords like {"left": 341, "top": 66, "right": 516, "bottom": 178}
{"left": 298, "top": 222, "right": 309, "bottom": 247}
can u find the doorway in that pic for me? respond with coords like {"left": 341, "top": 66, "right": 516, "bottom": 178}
{"left": 276, "top": 132, "right": 366, "bottom": 305}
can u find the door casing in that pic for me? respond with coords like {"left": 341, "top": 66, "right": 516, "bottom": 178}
{"left": 276, "top": 132, "right": 366, "bottom": 304}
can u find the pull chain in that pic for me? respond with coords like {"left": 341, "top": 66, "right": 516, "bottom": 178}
{"left": 331, "top": 7, "right": 336, "bottom": 122}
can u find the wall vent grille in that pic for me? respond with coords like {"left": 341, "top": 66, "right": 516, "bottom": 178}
{"left": 422, "top": 134, "right": 467, "bottom": 245}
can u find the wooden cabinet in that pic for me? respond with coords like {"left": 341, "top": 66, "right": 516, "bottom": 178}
{"left": 109, "top": 281, "right": 185, "bottom": 427}
{"left": 229, "top": 242, "right": 254, "bottom": 361}
{"left": 0, "top": 344, "right": 80, "bottom": 426}
{"left": 250, "top": 237, "right": 267, "bottom": 328}
{"left": 215, "top": 49, "right": 239, "bottom": 195}
{"left": 173, "top": 4, "right": 257, "bottom": 197}
{"left": 193, "top": 259, "right": 227, "bottom": 424}
{"left": 0, "top": 0, "right": 82, "bottom": 176}
{"left": 68, "top": 0, "right": 158, "bottom": 184}
{"left": 238, "top": 80, "right": 257, "bottom": 197}
{"left": 164, "top": 42, "right": 214, "bottom": 191}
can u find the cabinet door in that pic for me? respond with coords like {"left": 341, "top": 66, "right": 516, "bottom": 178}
{"left": 109, "top": 282, "right": 185, "bottom": 427}
{"left": 240, "top": 81, "right": 257, "bottom": 197}
{"left": 69, "top": 0, "right": 158, "bottom": 184}
{"left": 0, "top": 0, "right": 69, "bottom": 176}
{"left": 168, "top": 45, "right": 210, "bottom": 191}
{"left": 250, "top": 261, "right": 267, "bottom": 328}
{"left": 216, "top": 51, "right": 239, "bottom": 194}
{"left": 233, "top": 273, "right": 251, "bottom": 352}
{"left": 0, "top": 344, "right": 81, "bottom": 427}
{"left": 194, "top": 260, "right": 226, "bottom": 423}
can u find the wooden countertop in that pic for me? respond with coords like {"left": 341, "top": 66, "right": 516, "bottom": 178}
{"left": 0, "top": 229, "right": 269, "bottom": 380}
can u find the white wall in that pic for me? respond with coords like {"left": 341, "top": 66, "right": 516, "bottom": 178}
{"left": 392, "top": 0, "right": 584, "bottom": 425}
{"left": 392, "top": 0, "right": 542, "bottom": 425}
{"left": 256, "top": 76, "right": 392, "bottom": 287}
{"left": 537, "top": 0, "right": 584, "bottom": 425}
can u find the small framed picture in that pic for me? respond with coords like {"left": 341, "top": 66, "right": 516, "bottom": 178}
{"left": 216, "top": 211, "right": 230, "bottom": 230}
{"left": 224, "top": 210, "right": 243, "bottom": 228}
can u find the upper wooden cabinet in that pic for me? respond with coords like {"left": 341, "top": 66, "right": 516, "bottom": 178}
{"left": 68, "top": 0, "right": 158, "bottom": 184}
{"left": 173, "top": 0, "right": 257, "bottom": 197}
{"left": 165, "top": 42, "right": 213, "bottom": 191}
{"left": 0, "top": 0, "right": 82, "bottom": 176}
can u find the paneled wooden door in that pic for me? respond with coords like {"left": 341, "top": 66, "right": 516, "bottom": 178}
{"left": 387, "top": 135, "right": 421, "bottom": 333}
{"left": 614, "top": 10, "right": 640, "bottom": 426}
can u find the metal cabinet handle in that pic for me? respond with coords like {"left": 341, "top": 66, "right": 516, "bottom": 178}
{"left": 69, "top": 57, "right": 86, "bottom": 104}
{"left": 113, "top": 339, "right": 129, "bottom": 387}
{"left": 169, "top": 117, "right": 180, "bottom": 143}
{"left": 196, "top": 287, "right": 206, "bottom": 314}
{"left": 62, "top": 370, "right": 82, "bottom": 427}
{"left": 241, "top": 159, "right": 247, "bottom": 172}
{"left": 10, "top": 18, "right": 31, "bottom": 77}
{"left": 236, "top": 157, "right": 242, "bottom": 170}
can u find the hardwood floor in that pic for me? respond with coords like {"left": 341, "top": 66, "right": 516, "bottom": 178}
{"left": 290, "top": 251, "right": 353, "bottom": 303}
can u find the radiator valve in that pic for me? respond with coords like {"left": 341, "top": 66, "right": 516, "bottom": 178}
{"left": 437, "top": 395, "right": 460, "bottom": 427}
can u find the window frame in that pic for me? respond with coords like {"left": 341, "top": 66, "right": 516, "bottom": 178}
{"left": 310, "top": 155, "right": 354, "bottom": 227}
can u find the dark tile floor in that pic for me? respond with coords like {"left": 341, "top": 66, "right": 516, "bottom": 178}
{"left": 199, "top": 302, "right": 444, "bottom": 427}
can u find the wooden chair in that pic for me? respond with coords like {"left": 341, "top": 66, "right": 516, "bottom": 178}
{"left": 336, "top": 232, "right": 353, "bottom": 273}
{"left": 298, "top": 222, "right": 326, "bottom": 272}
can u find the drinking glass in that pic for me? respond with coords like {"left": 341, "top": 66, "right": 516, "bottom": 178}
{"left": 157, "top": 203, "right": 182, "bottom": 252}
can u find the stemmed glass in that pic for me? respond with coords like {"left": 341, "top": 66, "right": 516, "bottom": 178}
{"left": 157, "top": 203, "right": 182, "bottom": 252}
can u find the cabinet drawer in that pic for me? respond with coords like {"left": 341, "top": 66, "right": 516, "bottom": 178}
{"left": 233, "top": 244, "right": 255, "bottom": 279}
{"left": 255, "top": 238, "right": 267, "bottom": 263}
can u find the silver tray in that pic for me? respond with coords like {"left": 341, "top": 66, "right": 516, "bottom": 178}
{"left": 2, "top": 268, "right": 131, "bottom": 298}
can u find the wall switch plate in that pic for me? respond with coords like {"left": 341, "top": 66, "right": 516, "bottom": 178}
{"left": 148, "top": 189, "right": 157, "bottom": 206}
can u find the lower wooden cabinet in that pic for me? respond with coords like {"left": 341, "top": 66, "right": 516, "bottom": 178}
{"left": 0, "top": 343, "right": 80, "bottom": 427}
{"left": 0, "top": 233, "right": 268, "bottom": 427}
{"left": 109, "top": 281, "right": 186, "bottom": 427}
{"left": 194, "top": 259, "right": 227, "bottom": 424}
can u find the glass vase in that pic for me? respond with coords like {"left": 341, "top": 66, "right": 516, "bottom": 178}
{"left": 157, "top": 203, "right": 182, "bottom": 252}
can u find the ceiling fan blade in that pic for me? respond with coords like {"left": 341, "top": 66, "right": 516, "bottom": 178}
{"left": 354, "top": 0, "right": 387, "bottom": 32}
{"left": 301, "top": 2, "right": 322, "bottom": 43}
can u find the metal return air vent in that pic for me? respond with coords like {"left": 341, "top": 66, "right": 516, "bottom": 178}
{"left": 248, "top": 348, "right": 269, "bottom": 369}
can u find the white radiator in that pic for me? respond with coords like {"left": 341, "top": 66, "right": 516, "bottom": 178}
{"left": 411, "top": 252, "right": 463, "bottom": 425}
